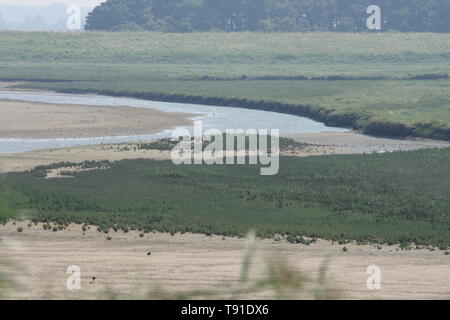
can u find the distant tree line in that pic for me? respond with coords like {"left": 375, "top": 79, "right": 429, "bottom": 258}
{"left": 85, "top": 0, "right": 450, "bottom": 32}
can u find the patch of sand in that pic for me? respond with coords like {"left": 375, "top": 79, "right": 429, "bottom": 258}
{"left": 0, "top": 144, "right": 172, "bottom": 173}
{"left": 0, "top": 222, "right": 448, "bottom": 300}
{"left": 0, "top": 142, "right": 349, "bottom": 173}
{"left": 285, "top": 131, "right": 450, "bottom": 154}
{"left": 44, "top": 165, "right": 111, "bottom": 179}
{"left": 0, "top": 99, "right": 194, "bottom": 139}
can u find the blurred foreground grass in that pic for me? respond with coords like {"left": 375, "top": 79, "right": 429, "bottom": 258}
{"left": 0, "top": 228, "right": 336, "bottom": 300}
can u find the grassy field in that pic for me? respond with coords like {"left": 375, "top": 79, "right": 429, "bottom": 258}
{"left": 4, "top": 148, "right": 450, "bottom": 249}
{"left": 1, "top": 31, "right": 450, "bottom": 139}
{"left": 1, "top": 32, "right": 450, "bottom": 79}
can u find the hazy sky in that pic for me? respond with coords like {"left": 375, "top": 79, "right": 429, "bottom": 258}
{"left": 0, "top": 0, "right": 105, "bottom": 6}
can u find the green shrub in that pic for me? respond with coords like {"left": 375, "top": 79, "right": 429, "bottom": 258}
{"left": 4, "top": 148, "right": 450, "bottom": 247}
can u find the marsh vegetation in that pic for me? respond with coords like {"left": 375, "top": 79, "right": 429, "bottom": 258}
{"left": 3, "top": 148, "right": 449, "bottom": 248}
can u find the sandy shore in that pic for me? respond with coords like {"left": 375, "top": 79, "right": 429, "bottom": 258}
{"left": 0, "top": 221, "right": 448, "bottom": 300}
{"left": 0, "top": 144, "right": 174, "bottom": 172}
{"left": 285, "top": 132, "right": 450, "bottom": 154}
{"left": 1, "top": 132, "right": 448, "bottom": 173}
{"left": 0, "top": 142, "right": 344, "bottom": 173}
{"left": 0, "top": 99, "right": 194, "bottom": 139}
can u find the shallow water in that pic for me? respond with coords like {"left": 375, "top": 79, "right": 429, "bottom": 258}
{"left": 0, "top": 90, "right": 348, "bottom": 154}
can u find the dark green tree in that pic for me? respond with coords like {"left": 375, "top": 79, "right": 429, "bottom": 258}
{"left": 84, "top": 0, "right": 450, "bottom": 32}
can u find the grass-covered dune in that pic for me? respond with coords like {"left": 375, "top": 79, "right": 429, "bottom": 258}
{"left": 1, "top": 32, "right": 450, "bottom": 78}
{"left": 1, "top": 31, "right": 450, "bottom": 140}
{"left": 4, "top": 148, "right": 450, "bottom": 248}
